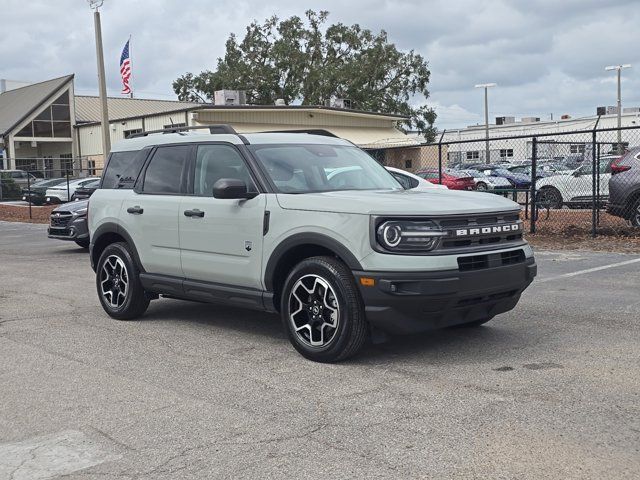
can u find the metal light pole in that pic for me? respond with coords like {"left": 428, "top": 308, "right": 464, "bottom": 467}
{"left": 88, "top": 0, "right": 111, "bottom": 157}
{"left": 605, "top": 64, "right": 631, "bottom": 153}
{"left": 475, "top": 83, "right": 496, "bottom": 164}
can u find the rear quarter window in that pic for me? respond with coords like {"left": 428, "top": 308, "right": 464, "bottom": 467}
{"left": 102, "top": 150, "right": 148, "bottom": 189}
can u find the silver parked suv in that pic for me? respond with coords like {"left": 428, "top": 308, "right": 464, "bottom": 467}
{"left": 88, "top": 126, "right": 536, "bottom": 362}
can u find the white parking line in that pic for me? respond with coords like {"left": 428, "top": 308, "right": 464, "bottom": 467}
{"left": 538, "top": 257, "right": 640, "bottom": 283}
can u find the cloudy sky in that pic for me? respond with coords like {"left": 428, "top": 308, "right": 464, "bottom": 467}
{"left": 2, "top": 0, "right": 639, "bottom": 129}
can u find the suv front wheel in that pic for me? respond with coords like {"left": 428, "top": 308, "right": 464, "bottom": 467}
{"left": 96, "top": 242, "right": 149, "bottom": 320}
{"left": 281, "top": 256, "right": 368, "bottom": 363}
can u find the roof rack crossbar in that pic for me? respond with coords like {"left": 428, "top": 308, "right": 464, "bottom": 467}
{"left": 127, "top": 124, "right": 238, "bottom": 139}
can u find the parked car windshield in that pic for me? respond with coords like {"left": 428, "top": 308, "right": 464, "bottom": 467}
{"left": 249, "top": 144, "right": 402, "bottom": 193}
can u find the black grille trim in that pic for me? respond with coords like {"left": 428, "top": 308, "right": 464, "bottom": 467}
{"left": 458, "top": 249, "right": 526, "bottom": 272}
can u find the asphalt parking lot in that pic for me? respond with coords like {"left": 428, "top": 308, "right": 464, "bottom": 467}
{"left": 1, "top": 221, "right": 639, "bottom": 479}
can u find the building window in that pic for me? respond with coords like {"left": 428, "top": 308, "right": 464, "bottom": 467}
{"left": 14, "top": 91, "right": 71, "bottom": 139}
{"left": 87, "top": 160, "right": 96, "bottom": 176}
{"left": 60, "top": 153, "right": 73, "bottom": 174}
{"left": 466, "top": 151, "right": 480, "bottom": 160}
{"left": 570, "top": 144, "right": 586, "bottom": 154}
{"left": 404, "top": 159, "right": 412, "bottom": 169}
{"left": 499, "top": 149, "right": 514, "bottom": 158}
{"left": 123, "top": 128, "right": 143, "bottom": 139}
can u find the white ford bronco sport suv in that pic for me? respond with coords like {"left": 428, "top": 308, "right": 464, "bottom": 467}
{"left": 89, "top": 126, "right": 536, "bottom": 362}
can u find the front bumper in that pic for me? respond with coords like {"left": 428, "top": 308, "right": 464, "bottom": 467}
{"left": 354, "top": 257, "right": 536, "bottom": 334}
{"left": 48, "top": 217, "right": 89, "bottom": 241}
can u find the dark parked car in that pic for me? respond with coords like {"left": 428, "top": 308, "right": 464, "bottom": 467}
{"left": 22, "top": 178, "right": 67, "bottom": 205}
{"left": 607, "top": 147, "right": 640, "bottom": 226}
{"left": 415, "top": 168, "right": 476, "bottom": 190}
{"left": 72, "top": 178, "right": 100, "bottom": 200}
{"left": 471, "top": 165, "right": 531, "bottom": 188}
{"left": 48, "top": 199, "right": 90, "bottom": 248}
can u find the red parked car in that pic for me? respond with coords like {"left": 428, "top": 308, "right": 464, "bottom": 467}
{"left": 415, "top": 168, "right": 476, "bottom": 190}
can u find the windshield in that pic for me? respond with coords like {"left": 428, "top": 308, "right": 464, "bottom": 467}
{"left": 249, "top": 144, "right": 402, "bottom": 193}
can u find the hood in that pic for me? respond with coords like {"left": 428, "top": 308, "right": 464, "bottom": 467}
{"left": 276, "top": 189, "right": 520, "bottom": 216}
{"left": 53, "top": 199, "right": 89, "bottom": 213}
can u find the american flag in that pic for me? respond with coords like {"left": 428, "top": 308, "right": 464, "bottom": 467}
{"left": 120, "top": 39, "right": 132, "bottom": 95}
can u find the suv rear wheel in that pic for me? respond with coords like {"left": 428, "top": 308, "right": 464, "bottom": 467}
{"left": 281, "top": 256, "right": 368, "bottom": 363}
{"left": 96, "top": 242, "right": 149, "bottom": 320}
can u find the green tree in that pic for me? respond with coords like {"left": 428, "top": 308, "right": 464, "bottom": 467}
{"left": 173, "top": 10, "right": 437, "bottom": 141}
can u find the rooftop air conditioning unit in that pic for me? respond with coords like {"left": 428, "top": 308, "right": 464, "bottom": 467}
{"left": 274, "top": 98, "right": 286, "bottom": 106}
{"left": 623, "top": 107, "right": 640, "bottom": 114}
{"left": 495, "top": 116, "right": 515, "bottom": 125}
{"left": 521, "top": 117, "right": 540, "bottom": 123}
{"left": 213, "top": 90, "right": 247, "bottom": 106}
{"left": 561, "top": 114, "right": 571, "bottom": 120}
{"left": 325, "top": 98, "right": 352, "bottom": 109}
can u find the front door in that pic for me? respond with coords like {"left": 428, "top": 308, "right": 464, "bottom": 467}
{"left": 179, "top": 143, "right": 266, "bottom": 290}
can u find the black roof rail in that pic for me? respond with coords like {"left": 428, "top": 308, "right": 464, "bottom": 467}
{"left": 261, "top": 128, "right": 338, "bottom": 138}
{"left": 127, "top": 124, "right": 238, "bottom": 139}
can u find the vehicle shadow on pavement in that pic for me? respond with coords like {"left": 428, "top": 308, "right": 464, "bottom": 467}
{"left": 140, "top": 299, "right": 286, "bottom": 341}
{"left": 356, "top": 325, "right": 529, "bottom": 365}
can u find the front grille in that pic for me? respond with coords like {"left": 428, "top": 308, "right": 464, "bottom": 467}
{"left": 458, "top": 249, "right": 525, "bottom": 272}
{"left": 50, "top": 212, "right": 73, "bottom": 227}
{"left": 437, "top": 213, "right": 523, "bottom": 251}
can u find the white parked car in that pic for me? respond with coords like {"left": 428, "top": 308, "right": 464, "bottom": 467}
{"left": 535, "top": 157, "right": 616, "bottom": 208}
{"left": 385, "top": 166, "right": 448, "bottom": 191}
{"left": 45, "top": 177, "right": 100, "bottom": 203}
{"left": 458, "top": 169, "right": 512, "bottom": 191}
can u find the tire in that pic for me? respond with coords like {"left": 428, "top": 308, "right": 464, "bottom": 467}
{"left": 75, "top": 238, "right": 90, "bottom": 249}
{"left": 281, "top": 256, "right": 368, "bottom": 363}
{"left": 70, "top": 194, "right": 77, "bottom": 201}
{"left": 627, "top": 197, "right": 640, "bottom": 227}
{"left": 537, "top": 187, "right": 563, "bottom": 209}
{"left": 476, "top": 182, "right": 488, "bottom": 191}
{"left": 96, "top": 242, "right": 149, "bottom": 320}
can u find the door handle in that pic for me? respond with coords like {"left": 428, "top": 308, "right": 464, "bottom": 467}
{"left": 184, "top": 209, "right": 205, "bottom": 218}
{"left": 126, "top": 206, "right": 144, "bottom": 215}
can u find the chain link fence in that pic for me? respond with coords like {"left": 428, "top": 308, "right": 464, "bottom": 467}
{"left": 369, "top": 124, "right": 640, "bottom": 238}
{"left": 1, "top": 158, "right": 102, "bottom": 220}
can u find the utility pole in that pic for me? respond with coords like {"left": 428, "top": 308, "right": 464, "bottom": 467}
{"left": 475, "top": 83, "right": 496, "bottom": 164}
{"left": 605, "top": 64, "right": 631, "bottom": 153}
{"left": 88, "top": 0, "right": 111, "bottom": 157}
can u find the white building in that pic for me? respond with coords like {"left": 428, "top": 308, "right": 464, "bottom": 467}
{"left": 442, "top": 111, "right": 640, "bottom": 165}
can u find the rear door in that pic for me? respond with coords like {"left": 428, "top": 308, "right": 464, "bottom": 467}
{"left": 179, "top": 143, "right": 266, "bottom": 290}
{"left": 120, "top": 144, "right": 191, "bottom": 277}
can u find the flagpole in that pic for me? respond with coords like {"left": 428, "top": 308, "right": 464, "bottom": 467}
{"left": 128, "top": 34, "right": 133, "bottom": 98}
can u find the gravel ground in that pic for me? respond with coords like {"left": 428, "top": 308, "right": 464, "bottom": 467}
{"left": 1, "top": 221, "right": 639, "bottom": 479}
{"left": 0, "top": 203, "right": 55, "bottom": 223}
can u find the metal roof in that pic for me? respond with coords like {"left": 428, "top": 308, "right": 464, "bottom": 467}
{"left": 74, "top": 95, "right": 200, "bottom": 124}
{"left": 0, "top": 74, "right": 73, "bottom": 136}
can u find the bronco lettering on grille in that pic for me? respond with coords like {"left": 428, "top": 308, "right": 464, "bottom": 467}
{"left": 454, "top": 224, "right": 521, "bottom": 237}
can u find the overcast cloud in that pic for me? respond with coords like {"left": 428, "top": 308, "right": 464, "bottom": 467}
{"left": 1, "top": 0, "right": 639, "bottom": 129}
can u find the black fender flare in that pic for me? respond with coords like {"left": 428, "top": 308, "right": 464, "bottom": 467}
{"left": 90, "top": 222, "right": 144, "bottom": 273}
{"left": 263, "top": 232, "right": 363, "bottom": 291}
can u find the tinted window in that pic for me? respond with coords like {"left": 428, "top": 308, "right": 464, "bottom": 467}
{"left": 194, "top": 144, "right": 255, "bottom": 196}
{"left": 102, "top": 150, "right": 148, "bottom": 189}
{"left": 142, "top": 145, "right": 190, "bottom": 194}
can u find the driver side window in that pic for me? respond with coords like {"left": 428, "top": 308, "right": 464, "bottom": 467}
{"left": 194, "top": 144, "right": 255, "bottom": 196}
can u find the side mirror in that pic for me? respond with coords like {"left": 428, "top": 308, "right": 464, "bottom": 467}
{"left": 212, "top": 178, "right": 258, "bottom": 199}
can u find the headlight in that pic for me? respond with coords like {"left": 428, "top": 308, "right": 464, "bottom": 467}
{"left": 74, "top": 208, "right": 88, "bottom": 217}
{"left": 375, "top": 220, "right": 446, "bottom": 253}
